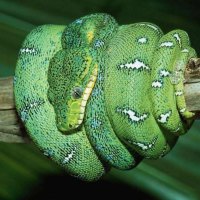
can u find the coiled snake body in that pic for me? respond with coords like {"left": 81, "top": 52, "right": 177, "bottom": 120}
{"left": 14, "top": 13, "right": 196, "bottom": 181}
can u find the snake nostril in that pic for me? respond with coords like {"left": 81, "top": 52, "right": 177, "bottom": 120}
{"left": 69, "top": 124, "right": 73, "bottom": 128}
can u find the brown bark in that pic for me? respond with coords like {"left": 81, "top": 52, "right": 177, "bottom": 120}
{"left": 0, "top": 77, "right": 30, "bottom": 143}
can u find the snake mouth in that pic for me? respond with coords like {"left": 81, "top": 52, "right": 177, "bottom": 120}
{"left": 74, "top": 66, "right": 98, "bottom": 128}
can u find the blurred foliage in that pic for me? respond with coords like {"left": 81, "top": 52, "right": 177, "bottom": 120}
{"left": 0, "top": 0, "right": 200, "bottom": 199}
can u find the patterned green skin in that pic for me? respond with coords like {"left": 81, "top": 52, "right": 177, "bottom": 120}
{"left": 14, "top": 13, "right": 196, "bottom": 181}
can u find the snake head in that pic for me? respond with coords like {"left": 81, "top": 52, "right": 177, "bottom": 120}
{"left": 47, "top": 13, "right": 117, "bottom": 133}
{"left": 48, "top": 48, "right": 98, "bottom": 133}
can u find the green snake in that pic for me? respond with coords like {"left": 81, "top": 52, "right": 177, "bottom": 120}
{"left": 14, "top": 13, "right": 197, "bottom": 181}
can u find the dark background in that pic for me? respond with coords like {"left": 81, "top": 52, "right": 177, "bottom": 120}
{"left": 0, "top": 0, "right": 200, "bottom": 199}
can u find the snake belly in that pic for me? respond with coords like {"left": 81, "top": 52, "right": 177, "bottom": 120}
{"left": 14, "top": 13, "right": 196, "bottom": 181}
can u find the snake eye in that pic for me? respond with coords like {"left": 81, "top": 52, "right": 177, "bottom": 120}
{"left": 72, "top": 87, "right": 83, "bottom": 99}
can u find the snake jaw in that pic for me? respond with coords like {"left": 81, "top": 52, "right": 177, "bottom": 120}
{"left": 74, "top": 66, "right": 98, "bottom": 128}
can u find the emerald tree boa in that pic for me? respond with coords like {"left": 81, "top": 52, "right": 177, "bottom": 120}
{"left": 14, "top": 13, "right": 197, "bottom": 181}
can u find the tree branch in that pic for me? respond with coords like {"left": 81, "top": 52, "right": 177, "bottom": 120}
{"left": 0, "top": 77, "right": 30, "bottom": 143}
{"left": 0, "top": 58, "right": 200, "bottom": 143}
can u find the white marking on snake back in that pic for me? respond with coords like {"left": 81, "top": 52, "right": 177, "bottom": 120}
{"left": 136, "top": 143, "right": 149, "bottom": 150}
{"left": 175, "top": 90, "right": 183, "bottom": 96}
{"left": 127, "top": 136, "right": 157, "bottom": 151}
{"left": 160, "top": 42, "right": 174, "bottom": 47}
{"left": 138, "top": 37, "right": 147, "bottom": 44}
{"left": 160, "top": 70, "right": 170, "bottom": 77}
{"left": 152, "top": 80, "right": 162, "bottom": 88}
{"left": 20, "top": 48, "right": 36, "bottom": 54}
{"left": 62, "top": 149, "right": 76, "bottom": 164}
{"left": 181, "top": 49, "right": 189, "bottom": 53}
{"left": 119, "top": 59, "right": 150, "bottom": 70}
{"left": 158, "top": 111, "right": 171, "bottom": 123}
{"left": 122, "top": 109, "right": 148, "bottom": 122}
{"left": 139, "top": 23, "right": 159, "bottom": 31}
{"left": 173, "top": 33, "right": 181, "bottom": 47}
{"left": 147, "top": 24, "right": 159, "bottom": 31}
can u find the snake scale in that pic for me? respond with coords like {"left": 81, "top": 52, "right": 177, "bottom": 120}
{"left": 14, "top": 13, "right": 197, "bottom": 181}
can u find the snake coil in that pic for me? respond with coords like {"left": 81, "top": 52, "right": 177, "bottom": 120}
{"left": 14, "top": 13, "right": 196, "bottom": 181}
